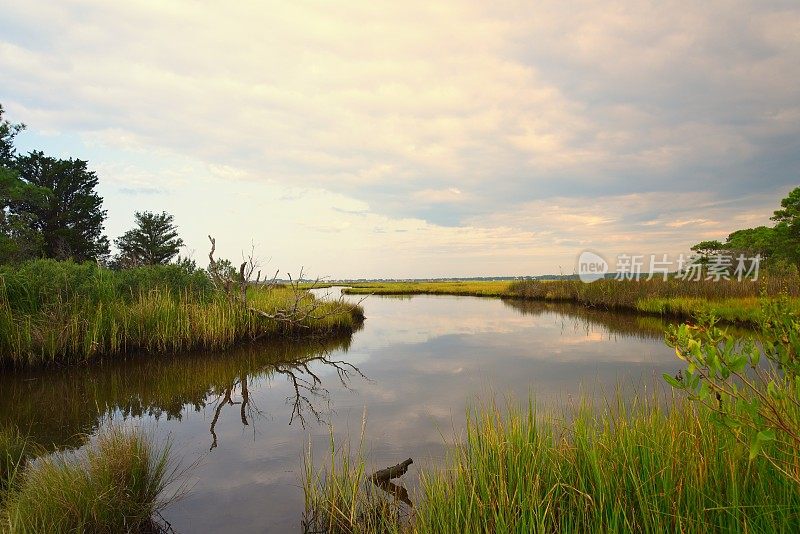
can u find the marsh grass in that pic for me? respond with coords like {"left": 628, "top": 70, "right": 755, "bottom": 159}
{"left": 340, "top": 277, "right": 800, "bottom": 324}
{"left": 305, "top": 397, "right": 800, "bottom": 533}
{"left": 0, "top": 260, "right": 363, "bottom": 367}
{"left": 303, "top": 415, "right": 406, "bottom": 534}
{"left": 508, "top": 277, "right": 800, "bottom": 322}
{"left": 1, "top": 427, "right": 178, "bottom": 533}
{"left": 0, "top": 427, "right": 34, "bottom": 498}
{"left": 342, "top": 280, "right": 512, "bottom": 297}
{"left": 418, "top": 398, "right": 800, "bottom": 533}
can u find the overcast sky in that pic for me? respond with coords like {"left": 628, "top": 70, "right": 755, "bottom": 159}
{"left": 1, "top": 1, "right": 798, "bottom": 278}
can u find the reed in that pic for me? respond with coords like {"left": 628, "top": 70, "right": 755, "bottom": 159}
{"left": 417, "top": 398, "right": 800, "bottom": 533}
{"left": 305, "top": 397, "right": 800, "bottom": 533}
{"left": 303, "top": 415, "right": 405, "bottom": 534}
{"left": 340, "top": 277, "right": 800, "bottom": 324}
{"left": 0, "top": 260, "right": 364, "bottom": 367}
{"left": 1, "top": 427, "right": 177, "bottom": 533}
{"left": 0, "top": 426, "right": 34, "bottom": 497}
{"left": 508, "top": 276, "right": 799, "bottom": 310}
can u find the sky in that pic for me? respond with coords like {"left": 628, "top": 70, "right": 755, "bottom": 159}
{"left": 1, "top": 0, "right": 798, "bottom": 279}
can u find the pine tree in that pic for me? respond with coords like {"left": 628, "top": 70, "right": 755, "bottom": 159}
{"left": 114, "top": 211, "right": 185, "bottom": 266}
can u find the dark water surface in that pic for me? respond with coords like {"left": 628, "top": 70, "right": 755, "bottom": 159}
{"left": 0, "top": 290, "right": 688, "bottom": 532}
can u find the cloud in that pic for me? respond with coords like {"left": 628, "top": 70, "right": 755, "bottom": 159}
{"left": 0, "top": 0, "right": 797, "bottom": 275}
{"left": 412, "top": 188, "right": 467, "bottom": 204}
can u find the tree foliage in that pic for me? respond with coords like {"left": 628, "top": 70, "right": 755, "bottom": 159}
{"left": 0, "top": 103, "right": 24, "bottom": 166}
{"left": 12, "top": 151, "right": 109, "bottom": 262}
{"left": 690, "top": 240, "right": 725, "bottom": 260}
{"left": 0, "top": 166, "right": 47, "bottom": 262}
{"left": 1, "top": 106, "right": 47, "bottom": 262}
{"left": 725, "top": 226, "right": 776, "bottom": 258}
{"left": 114, "top": 211, "right": 185, "bottom": 267}
{"left": 1, "top": 104, "right": 110, "bottom": 264}
{"left": 771, "top": 187, "right": 800, "bottom": 265}
{"left": 691, "top": 186, "right": 800, "bottom": 270}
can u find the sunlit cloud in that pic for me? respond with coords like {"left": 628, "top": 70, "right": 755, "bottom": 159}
{"left": 0, "top": 0, "right": 797, "bottom": 276}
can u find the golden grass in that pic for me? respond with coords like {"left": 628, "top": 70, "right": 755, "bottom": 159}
{"left": 337, "top": 277, "right": 800, "bottom": 325}
{"left": 0, "top": 261, "right": 364, "bottom": 367}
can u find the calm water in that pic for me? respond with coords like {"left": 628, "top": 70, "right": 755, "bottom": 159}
{"left": 0, "top": 290, "right": 688, "bottom": 532}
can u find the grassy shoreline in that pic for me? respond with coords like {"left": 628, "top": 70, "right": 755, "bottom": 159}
{"left": 0, "top": 260, "right": 364, "bottom": 367}
{"left": 338, "top": 278, "right": 800, "bottom": 325}
{"left": 304, "top": 396, "right": 800, "bottom": 533}
{"left": 305, "top": 293, "right": 800, "bottom": 533}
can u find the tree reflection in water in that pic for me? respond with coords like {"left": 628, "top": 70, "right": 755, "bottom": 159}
{"left": 207, "top": 352, "right": 366, "bottom": 450}
{"left": 0, "top": 332, "right": 366, "bottom": 454}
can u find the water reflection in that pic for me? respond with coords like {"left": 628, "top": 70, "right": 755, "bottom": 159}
{"left": 0, "top": 294, "right": 699, "bottom": 532}
{"left": 501, "top": 299, "right": 669, "bottom": 340}
{"left": 0, "top": 334, "right": 364, "bottom": 453}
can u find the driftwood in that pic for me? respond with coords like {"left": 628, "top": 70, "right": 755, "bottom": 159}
{"left": 370, "top": 459, "right": 414, "bottom": 507}
{"left": 370, "top": 458, "right": 413, "bottom": 483}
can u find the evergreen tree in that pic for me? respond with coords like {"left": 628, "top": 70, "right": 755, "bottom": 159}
{"left": 1, "top": 105, "right": 47, "bottom": 262}
{"left": 0, "top": 103, "right": 24, "bottom": 166}
{"left": 114, "top": 211, "right": 185, "bottom": 266}
{"left": 12, "top": 151, "right": 110, "bottom": 262}
{"left": 691, "top": 186, "right": 800, "bottom": 269}
{"left": 771, "top": 187, "right": 800, "bottom": 262}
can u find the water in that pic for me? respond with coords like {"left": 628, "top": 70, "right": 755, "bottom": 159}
{"left": 0, "top": 290, "right": 688, "bottom": 532}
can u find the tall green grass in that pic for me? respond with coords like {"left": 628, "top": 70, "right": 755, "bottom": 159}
{"left": 508, "top": 277, "right": 800, "bottom": 321}
{"left": 0, "top": 427, "right": 34, "bottom": 498}
{"left": 0, "top": 260, "right": 363, "bottom": 367}
{"left": 1, "top": 427, "right": 176, "bottom": 533}
{"left": 340, "top": 277, "right": 800, "bottom": 324}
{"left": 417, "top": 399, "right": 800, "bottom": 533}
{"left": 305, "top": 398, "right": 800, "bottom": 533}
{"left": 303, "top": 415, "right": 405, "bottom": 534}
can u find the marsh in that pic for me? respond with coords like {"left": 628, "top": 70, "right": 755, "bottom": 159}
{"left": 0, "top": 288, "right": 695, "bottom": 532}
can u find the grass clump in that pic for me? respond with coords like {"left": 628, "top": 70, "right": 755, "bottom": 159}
{"left": 306, "top": 398, "right": 800, "bottom": 533}
{"left": 1, "top": 428, "right": 176, "bottom": 533}
{"left": 0, "top": 427, "right": 34, "bottom": 498}
{"left": 0, "top": 260, "right": 363, "bottom": 367}
{"left": 303, "top": 418, "right": 406, "bottom": 534}
{"left": 417, "top": 399, "right": 800, "bottom": 533}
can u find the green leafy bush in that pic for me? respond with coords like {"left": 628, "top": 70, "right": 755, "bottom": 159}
{"left": 665, "top": 299, "right": 800, "bottom": 480}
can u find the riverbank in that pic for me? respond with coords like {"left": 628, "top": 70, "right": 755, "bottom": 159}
{"left": 338, "top": 277, "right": 800, "bottom": 325}
{"left": 305, "top": 288, "right": 800, "bottom": 533}
{"left": 305, "top": 397, "right": 800, "bottom": 533}
{"left": 0, "top": 260, "right": 364, "bottom": 367}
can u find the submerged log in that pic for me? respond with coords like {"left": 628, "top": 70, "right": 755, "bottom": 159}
{"left": 370, "top": 458, "right": 413, "bottom": 483}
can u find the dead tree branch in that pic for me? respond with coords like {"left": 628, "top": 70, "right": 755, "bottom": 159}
{"left": 207, "top": 235, "right": 359, "bottom": 333}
